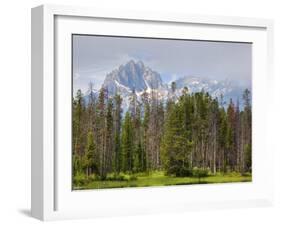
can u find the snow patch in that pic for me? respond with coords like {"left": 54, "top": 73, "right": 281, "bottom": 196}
{"left": 115, "top": 80, "right": 131, "bottom": 92}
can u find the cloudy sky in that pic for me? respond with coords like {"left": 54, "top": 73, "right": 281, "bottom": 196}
{"left": 73, "top": 35, "right": 252, "bottom": 94}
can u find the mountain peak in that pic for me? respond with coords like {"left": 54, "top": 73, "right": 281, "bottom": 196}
{"left": 126, "top": 59, "right": 136, "bottom": 66}
{"left": 103, "top": 60, "right": 165, "bottom": 95}
{"left": 87, "top": 61, "right": 248, "bottom": 111}
{"left": 136, "top": 60, "right": 144, "bottom": 67}
{"left": 122, "top": 60, "right": 145, "bottom": 72}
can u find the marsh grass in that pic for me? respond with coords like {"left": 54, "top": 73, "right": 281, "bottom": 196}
{"left": 73, "top": 171, "right": 252, "bottom": 190}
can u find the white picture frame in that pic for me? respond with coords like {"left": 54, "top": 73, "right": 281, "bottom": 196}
{"left": 31, "top": 4, "right": 274, "bottom": 221}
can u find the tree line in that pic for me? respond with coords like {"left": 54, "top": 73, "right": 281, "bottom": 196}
{"left": 72, "top": 82, "right": 252, "bottom": 180}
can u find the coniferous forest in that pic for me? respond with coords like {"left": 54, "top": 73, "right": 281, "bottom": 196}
{"left": 72, "top": 82, "right": 252, "bottom": 189}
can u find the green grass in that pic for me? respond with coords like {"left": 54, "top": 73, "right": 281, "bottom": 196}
{"left": 73, "top": 171, "right": 252, "bottom": 190}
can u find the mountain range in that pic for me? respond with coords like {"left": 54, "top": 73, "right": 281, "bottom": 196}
{"left": 85, "top": 60, "right": 249, "bottom": 110}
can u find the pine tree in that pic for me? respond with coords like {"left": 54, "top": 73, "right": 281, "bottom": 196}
{"left": 83, "top": 131, "right": 96, "bottom": 177}
{"left": 242, "top": 89, "right": 252, "bottom": 172}
{"left": 161, "top": 102, "right": 193, "bottom": 176}
{"left": 234, "top": 99, "right": 241, "bottom": 172}
{"left": 147, "top": 88, "right": 163, "bottom": 170}
{"left": 73, "top": 89, "right": 84, "bottom": 157}
{"left": 113, "top": 94, "right": 122, "bottom": 173}
{"left": 141, "top": 89, "right": 150, "bottom": 171}
{"left": 97, "top": 87, "right": 106, "bottom": 179}
{"left": 226, "top": 99, "right": 236, "bottom": 171}
{"left": 104, "top": 98, "right": 114, "bottom": 175}
{"left": 210, "top": 98, "right": 219, "bottom": 174}
{"left": 87, "top": 82, "right": 96, "bottom": 132}
{"left": 72, "top": 89, "right": 85, "bottom": 175}
{"left": 218, "top": 108, "right": 228, "bottom": 172}
{"left": 133, "top": 103, "right": 143, "bottom": 172}
{"left": 121, "top": 112, "right": 134, "bottom": 172}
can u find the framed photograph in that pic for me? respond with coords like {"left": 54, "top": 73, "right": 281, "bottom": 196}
{"left": 31, "top": 4, "right": 274, "bottom": 221}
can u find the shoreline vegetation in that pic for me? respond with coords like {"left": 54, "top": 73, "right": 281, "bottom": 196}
{"left": 73, "top": 171, "right": 252, "bottom": 190}
{"left": 72, "top": 81, "right": 252, "bottom": 189}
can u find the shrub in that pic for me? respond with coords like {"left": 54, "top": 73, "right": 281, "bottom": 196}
{"left": 73, "top": 173, "right": 88, "bottom": 187}
{"left": 106, "top": 173, "right": 138, "bottom": 181}
{"left": 168, "top": 165, "right": 192, "bottom": 177}
{"left": 128, "top": 175, "right": 137, "bottom": 181}
{"left": 106, "top": 173, "right": 126, "bottom": 181}
{"left": 192, "top": 167, "right": 210, "bottom": 180}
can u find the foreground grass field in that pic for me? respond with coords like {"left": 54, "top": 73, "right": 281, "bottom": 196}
{"left": 73, "top": 171, "right": 252, "bottom": 190}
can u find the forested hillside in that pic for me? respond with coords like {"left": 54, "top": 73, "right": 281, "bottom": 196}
{"left": 72, "top": 82, "right": 252, "bottom": 189}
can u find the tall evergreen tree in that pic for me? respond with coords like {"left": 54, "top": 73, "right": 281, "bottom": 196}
{"left": 72, "top": 89, "right": 85, "bottom": 175}
{"left": 161, "top": 102, "right": 193, "bottom": 176}
{"left": 141, "top": 89, "right": 150, "bottom": 171}
{"left": 104, "top": 98, "right": 114, "bottom": 175}
{"left": 121, "top": 112, "right": 134, "bottom": 172}
{"left": 242, "top": 89, "right": 252, "bottom": 172}
{"left": 97, "top": 87, "right": 106, "bottom": 179}
{"left": 83, "top": 131, "right": 96, "bottom": 177}
{"left": 113, "top": 93, "right": 123, "bottom": 173}
{"left": 226, "top": 99, "right": 236, "bottom": 171}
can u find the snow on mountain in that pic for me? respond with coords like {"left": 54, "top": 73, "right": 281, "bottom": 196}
{"left": 101, "top": 60, "right": 168, "bottom": 111}
{"left": 103, "top": 60, "right": 166, "bottom": 94}
{"left": 173, "top": 76, "right": 246, "bottom": 107}
{"left": 84, "top": 60, "right": 248, "bottom": 110}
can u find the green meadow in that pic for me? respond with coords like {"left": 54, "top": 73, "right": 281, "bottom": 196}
{"left": 73, "top": 171, "right": 252, "bottom": 190}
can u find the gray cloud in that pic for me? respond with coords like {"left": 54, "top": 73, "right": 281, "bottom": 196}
{"left": 73, "top": 35, "right": 251, "bottom": 94}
